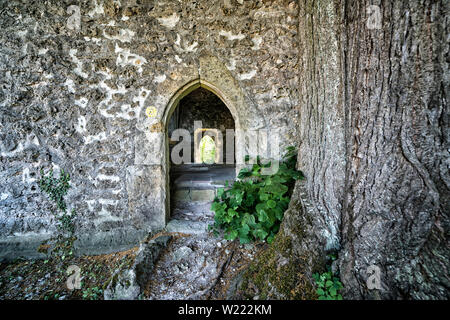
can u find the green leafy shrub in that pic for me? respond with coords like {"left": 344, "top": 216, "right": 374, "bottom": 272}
{"left": 313, "top": 255, "right": 343, "bottom": 300}
{"left": 38, "top": 167, "right": 77, "bottom": 262}
{"left": 58, "top": 209, "right": 76, "bottom": 235}
{"left": 38, "top": 168, "right": 71, "bottom": 212}
{"left": 210, "top": 147, "right": 303, "bottom": 244}
{"left": 82, "top": 286, "right": 103, "bottom": 300}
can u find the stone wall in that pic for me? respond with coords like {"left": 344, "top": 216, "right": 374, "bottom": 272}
{"left": 0, "top": 0, "right": 300, "bottom": 260}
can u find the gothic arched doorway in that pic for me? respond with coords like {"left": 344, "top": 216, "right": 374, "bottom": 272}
{"left": 165, "top": 85, "right": 237, "bottom": 232}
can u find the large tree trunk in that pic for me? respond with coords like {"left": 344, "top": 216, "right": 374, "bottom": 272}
{"left": 238, "top": 0, "right": 449, "bottom": 300}
{"left": 338, "top": 0, "right": 449, "bottom": 299}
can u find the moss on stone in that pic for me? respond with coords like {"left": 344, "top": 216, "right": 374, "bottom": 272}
{"left": 237, "top": 226, "right": 317, "bottom": 300}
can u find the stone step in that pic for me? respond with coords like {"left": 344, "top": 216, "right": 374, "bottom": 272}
{"left": 170, "top": 165, "right": 235, "bottom": 191}
{"left": 171, "top": 200, "right": 214, "bottom": 217}
{"left": 172, "top": 176, "right": 230, "bottom": 190}
{"left": 168, "top": 166, "right": 234, "bottom": 235}
{"left": 172, "top": 189, "right": 218, "bottom": 202}
{"left": 165, "top": 219, "right": 211, "bottom": 235}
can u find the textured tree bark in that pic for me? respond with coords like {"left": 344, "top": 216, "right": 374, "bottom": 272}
{"left": 297, "top": 0, "right": 346, "bottom": 252}
{"left": 338, "top": 0, "right": 449, "bottom": 299}
{"left": 241, "top": 0, "right": 449, "bottom": 300}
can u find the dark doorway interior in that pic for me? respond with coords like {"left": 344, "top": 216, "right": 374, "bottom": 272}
{"left": 167, "top": 87, "right": 236, "bottom": 222}
{"left": 168, "top": 87, "right": 235, "bottom": 164}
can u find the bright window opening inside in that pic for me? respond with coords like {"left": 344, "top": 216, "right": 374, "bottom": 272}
{"left": 199, "top": 135, "right": 216, "bottom": 164}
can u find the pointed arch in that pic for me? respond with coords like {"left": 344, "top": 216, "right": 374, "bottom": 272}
{"left": 162, "top": 78, "right": 241, "bottom": 132}
{"left": 163, "top": 78, "right": 244, "bottom": 222}
{"left": 131, "top": 54, "right": 249, "bottom": 228}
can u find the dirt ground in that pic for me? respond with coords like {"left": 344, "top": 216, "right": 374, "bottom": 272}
{"left": 0, "top": 238, "right": 266, "bottom": 300}
{"left": 0, "top": 247, "right": 138, "bottom": 300}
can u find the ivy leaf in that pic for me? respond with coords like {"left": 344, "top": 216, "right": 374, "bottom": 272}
{"left": 258, "top": 210, "right": 268, "bottom": 223}
{"left": 253, "top": 228, "right": 268, "bottom": 240}
{"left": 239, "top": 235, "right": 251, "bottom": 244}
{"left": 225, "top": 230, "right": 238, "bottom": 240}
{"left": 259, "top": 193, "right": 269, "bottom": 201}
{"left": 255, "top": 203, "right": 266, "bottom": 213}
{"left": 211, "top": 202, "right": 221, "bottom": 212}
{"left": 252, "top": 164, "right": 261, "bottom": 173}
{"left": 239, "top": 223, "right": 250, "bottom": 236}
{"left": 267, "top": 199, "right": 276, "bottom": 209}
{"left": 228, "top": 208, "right": 238, "bottom": 217}
{"left": 243, "top": 213, "right": 256, "bottom": 226}
{"left": 329, "top": 287, "right": 337, "bottom": 296}
{"left": 237, "top": 168, "right": 252, "bottom": 179}
{"left": 274, "top": 207, "right": 284, "bottom": 220}
{"left": 217, "top": 188, "right": 225, "bottom": 198}
{"left": 235, "top": 192, "right": 244, "bottom": 204}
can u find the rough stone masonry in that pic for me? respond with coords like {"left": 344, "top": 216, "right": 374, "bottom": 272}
{"left": 0, "top": 0, "right": 299, "bottom": 259}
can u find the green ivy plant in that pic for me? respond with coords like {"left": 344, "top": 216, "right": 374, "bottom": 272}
{"left": 210, "top": 147, "right": 303, "bottom": 244}
{"left": 58, "top": 209, "right": 76, "bottom": 235}
{"left": 82, "top": 286, "right": 103, "bottom": 300}
{"left": 38, "top": 168, "right": 70, "bottom": 212}
{"left": 313, "top": 255, "right": 343, "bottom": 300}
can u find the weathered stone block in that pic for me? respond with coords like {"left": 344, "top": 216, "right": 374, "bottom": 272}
{"left": 191, "top": 189, "right": 216, "bottom": 202}
{"left": 126, "top": 165, "right": 167, "bottom": 230}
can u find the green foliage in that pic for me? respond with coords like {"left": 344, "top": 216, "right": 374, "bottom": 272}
{"left": 49, "top": 235, "right": 76, "bottom": 262}
{"left": 58, "top": 209, "right": 76, "bottom": 234}
{"left": 43, "top": 291, "right": 62, "bottom": 300}
{"left": 200, "top": 135, "right": 216, "bottom": 164}
{"left": 313, "top": 255, "right": 343, "bottom": 300}
{"left": 38, "top": 166, "right": 77, "bottom": 265}
{"left": 82, "top": 286, "right": 103, "bottom": 300}
{"left": 210, "top": 147, "right": 304, "bottom": 244}
{"left": 38, "top": 167, "right": 76, "bottom": 236}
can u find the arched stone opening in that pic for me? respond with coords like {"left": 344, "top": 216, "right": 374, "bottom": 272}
{"left": 132, "top": 55, "right": 250, "bottom": 231}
